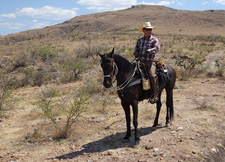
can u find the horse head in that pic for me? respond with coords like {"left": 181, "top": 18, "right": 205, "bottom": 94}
{"left": 98, "top": 48, "right": 117, "bottom": 88}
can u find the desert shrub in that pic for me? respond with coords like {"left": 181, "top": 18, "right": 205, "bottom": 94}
{"left": 0, "top": 71, "right": 14, "bottom": 117}
{"left": 34, "top": 87, "right": 90, "bottom": 139}
{"left": 195, "top": 99, "right": 215, "bottom": 111}
{"left": 175, "top": 54, "right": 205, "bottom": 80}
{"left": 11, "top": 53, "right": 27, "bottom": 70}
{"left": 57, "top": 57, "right": 87, "bottom": 83}
{"left": 17, "top": 68, "right": 46, "bottom": 86}
{"left": 32, "top": 45, "right": 58, "bottom": 62}
{"left": 84, "top": 80, "right": 102, "bottom": 95}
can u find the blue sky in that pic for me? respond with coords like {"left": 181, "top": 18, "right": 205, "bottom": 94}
{"left": 0, "top": 0, "right": 225, "bottom": 36}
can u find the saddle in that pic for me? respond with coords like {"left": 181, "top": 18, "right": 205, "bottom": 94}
{"left": 122, "top": 61, "right": 168, "bottom": 91}
{"left": 138, "top": 60, "right": 169, "bottom": 85}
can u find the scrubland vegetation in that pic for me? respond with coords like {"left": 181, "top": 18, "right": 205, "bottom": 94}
{"left": 1, "top": 32, "right": 225, "bottom": 139}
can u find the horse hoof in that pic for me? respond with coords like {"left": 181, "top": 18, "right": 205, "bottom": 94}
{"left": 124, "top": 135, "right": 130, "bottom": 140}
{"left": 135, "top": 140, "right": 140, "bottom": 145}
{"left": 152, "top": 124, "right": 157, "bottom": 128}
{"left": 135, "top": 137, "right": 140, "bottom": 145}
{"left": 166, "top": 123, "right": 170, "bottom": 127}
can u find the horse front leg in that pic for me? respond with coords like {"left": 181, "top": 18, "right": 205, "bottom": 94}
{"left": 121, "top": 100, "right": 131, "bottom": 140}
{"left": 131, "top": 100, "right": 139, "bottom": 143}
{"left": 153, "top": 92, "right": 162, "bottom": 127}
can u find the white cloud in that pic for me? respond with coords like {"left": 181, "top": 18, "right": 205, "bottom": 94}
{"left": 158, "top": 1, "right": 173, "bottom": 5}
{"left": 0, "top": 13, "right": 16, "bottom": 18}
{"left": 77, "top": 0, "right": 137, "bottom": 11}
{"left": 16, "top": 6, "right": 77, "bottom": 20}
{"left": 140, "top": 0, "right": 182, "bottom": 6}
{"left": 213, "top": 0, "right": 225, "bottom": 5}
{"left": 0, "top": 22, "right": 24, "bottom": 30}
{"left": 31, "top": 20, "right": 50, "bottom": 29}
{"left": 203, "top": 1, "right": 208, "bottom": 5}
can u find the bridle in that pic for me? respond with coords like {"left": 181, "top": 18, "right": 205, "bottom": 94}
{"left": 102, "top": 57, "right": 118, "bottom": 80}
{"left": 102, "top": 57, "right": 138, "bottom": 91}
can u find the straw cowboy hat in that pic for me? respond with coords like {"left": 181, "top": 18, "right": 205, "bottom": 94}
{"left": 138, "top": 22, "right": 154, "bottom": 32}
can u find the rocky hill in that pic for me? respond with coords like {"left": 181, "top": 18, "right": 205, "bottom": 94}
{"left": 1, "top": 5, "right": 225, "bottom": 44}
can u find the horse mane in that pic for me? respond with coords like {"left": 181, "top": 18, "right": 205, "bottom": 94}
{"left": 113, "top": 54, "right": 134, "bottom": 72}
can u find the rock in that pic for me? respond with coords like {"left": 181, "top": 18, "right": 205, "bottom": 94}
{"left": 107, "top": 151, "right": 113, "bottom": 155}
{"left": 217, "top": 143, "right": 224, "bottom": 148}
{"left": 153, "top": 148, "right": 159, "bottom": 152}
{"left": 192, "top": 150, "right": 196, "bottom": 154}
{"left": 138, "top": 160, "right": 147, "bottom": 162}
{"left": 176, "top": 127, "right": 184, "bottom": 131}
{"left": 88, "top": 117, "right": 106, "bottom": 123}
{"left": 171, "top": 131, "right": 176, "bottom": 134}
{"left": 145, "top": 145, "right": 152, "bottom": 150}
{"left": 211, "top": 148, "right": 219, "bottom": 153}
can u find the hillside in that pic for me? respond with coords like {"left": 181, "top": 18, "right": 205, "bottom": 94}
{"left": 1, "top": 5, "right": 225, "bottom": 44}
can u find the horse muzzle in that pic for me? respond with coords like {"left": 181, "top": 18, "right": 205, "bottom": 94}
{"left": 103, "top": 78, "right": 112, "bottom": 88}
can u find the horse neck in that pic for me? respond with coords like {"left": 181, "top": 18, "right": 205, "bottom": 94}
{"left": 114, "top": 55, "right": 134, "bottom": 85}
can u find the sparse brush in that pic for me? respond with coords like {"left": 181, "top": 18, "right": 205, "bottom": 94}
{"left": 0, "top": 71, "right": 15, "bottom": 117}
{"left": 84, "top": 80, "right": 102, "bottom": 95}
{"left": 32, "top": 45, "right": 58, "bottom": 62}
{"left": 34, "top": 87, "right": 90, "bottom": 139}
{"left": 195, "top": 100, "right": 215, "bottom": 111}
{"left": 175, "top": 54, "right": 205, "bottom": 80}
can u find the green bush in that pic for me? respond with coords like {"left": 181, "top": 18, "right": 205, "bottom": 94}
{"left": 33, "top": 45, "right": 58, "bottom": 62}
{"left": 57, "top": 57, "right": 86, "bottom": 82}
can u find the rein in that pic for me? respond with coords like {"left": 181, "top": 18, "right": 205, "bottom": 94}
{"left": 103, "top": 58, "right": 138, "bottom": 91}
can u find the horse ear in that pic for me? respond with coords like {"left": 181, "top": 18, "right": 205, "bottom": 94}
{"left": 97, "top": 51, "right": 103, "bottom": 58}
{"left": 109, "top": 48, "right": 114, "bottom": 58}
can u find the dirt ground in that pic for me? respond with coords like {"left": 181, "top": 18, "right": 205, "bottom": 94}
{"left": 1, "top": 60, "right": 225, "bottom": 162}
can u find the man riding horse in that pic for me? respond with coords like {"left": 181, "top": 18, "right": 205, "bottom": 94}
{"left": 134, "top": 22, "right": 160, "bottom": 104}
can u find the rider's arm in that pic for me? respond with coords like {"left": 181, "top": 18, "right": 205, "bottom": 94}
{"left": 146, "top": 37, "right": 160, "bottom": 55}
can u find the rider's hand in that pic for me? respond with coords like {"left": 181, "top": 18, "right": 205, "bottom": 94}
{"left": 134, "top": 52, "right": 140, "bottom": 58}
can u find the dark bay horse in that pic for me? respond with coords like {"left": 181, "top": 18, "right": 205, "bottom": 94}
{"left": 98, "top": 48, "right": 176, "bottom": 143}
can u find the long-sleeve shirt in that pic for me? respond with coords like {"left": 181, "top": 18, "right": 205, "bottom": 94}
{"left": 134, "top": 35, "right": 160, "bottom": 61}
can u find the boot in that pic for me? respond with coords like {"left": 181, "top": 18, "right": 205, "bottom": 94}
{"left": 149, "top": 75, "right": 159, "bottom": 104}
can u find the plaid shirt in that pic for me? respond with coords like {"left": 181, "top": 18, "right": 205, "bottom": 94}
{"left": 134, "top": 35, "right": 160, "bottom": 61}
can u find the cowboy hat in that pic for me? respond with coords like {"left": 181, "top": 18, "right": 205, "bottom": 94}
{"left": 138, "top": 22, "right": 154, "bottom": 32}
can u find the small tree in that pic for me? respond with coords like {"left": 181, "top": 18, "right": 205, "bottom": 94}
{"left": 35, "top": 87, "right": 90, "bottom": 139}
{"left": 62, "top": 90, "right": 89, "bottom": 138}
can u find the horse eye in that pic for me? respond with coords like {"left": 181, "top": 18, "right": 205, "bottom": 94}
{"left": 106, "top": 60, "right": 112, "bottom": 64}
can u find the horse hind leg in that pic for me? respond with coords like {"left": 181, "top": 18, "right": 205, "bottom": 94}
{"left": 153, "top": 92, "right": 162, "bottom": 127}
